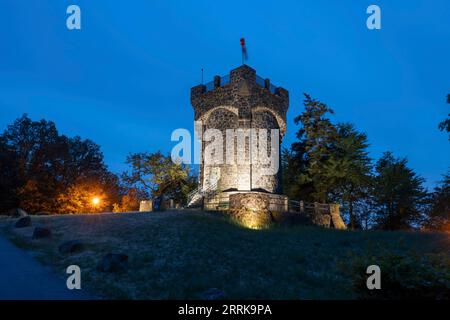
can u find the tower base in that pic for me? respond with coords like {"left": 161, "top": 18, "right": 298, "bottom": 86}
{"left": 204, "top": 191, "right": 288, "bottom": 212}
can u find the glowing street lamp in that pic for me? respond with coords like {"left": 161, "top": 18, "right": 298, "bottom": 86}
{"left": 92, "top": 197, "right": 100, "bottom": 206}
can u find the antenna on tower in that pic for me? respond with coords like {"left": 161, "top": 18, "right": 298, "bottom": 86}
{"left": 240, "top": 38, "right": 248, "bottom": 65}
{"left": 201, "top": 68, "right": 204, "bottom": 84}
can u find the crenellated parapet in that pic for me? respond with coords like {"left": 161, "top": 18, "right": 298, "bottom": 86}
{"left": 191, "top": 65, "right": 289, "bottom": 135}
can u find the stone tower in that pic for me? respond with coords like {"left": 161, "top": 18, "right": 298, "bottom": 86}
{"left": 190, "top": 65, "right": 289, "bottom": 211}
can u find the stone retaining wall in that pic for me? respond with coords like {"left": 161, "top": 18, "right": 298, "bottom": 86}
{"left": 205, "top": 191, "right": 288, "bottom": 212}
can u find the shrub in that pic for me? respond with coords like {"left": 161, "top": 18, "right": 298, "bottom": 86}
{"left": 347, "top": 252, "right": 450, "bottom": 299}
{"left": 271, "top": 211, "right": 313, "bottom": 226}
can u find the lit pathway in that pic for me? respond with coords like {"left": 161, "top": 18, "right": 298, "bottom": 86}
{"left": 0, "top": 235, "right": 92, "bottom": 300}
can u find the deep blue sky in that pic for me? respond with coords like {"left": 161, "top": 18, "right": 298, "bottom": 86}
{"left": 0, "top": 0, "right": 449, "bottom": 189}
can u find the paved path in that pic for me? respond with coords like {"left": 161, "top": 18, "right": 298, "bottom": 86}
{"left": 0, "top": 235, "right": 92, "bottom": 300}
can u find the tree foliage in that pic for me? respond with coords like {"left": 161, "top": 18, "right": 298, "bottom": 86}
{"left": 283, "top": 94, "right": 372, "bottom": 228}
{"left": 326, "top": 123, "right": 372, "bottom": 229}
{"left": 425, "top": 172, "right": 450, "bottom": 231}
{"left": 113, "top": 188, "right": 146, "bottom": 213}
{"left": 438, "top": 94, "right": 450, "bottom": 140}
{"left": 372, "top": 152, "right": 427, "bottom": 230}
{"left": 284, "top": 94, "right": 432, "bottom": 230}
{"left": 57, "top": 181, "right": 108, "bottom": 214}
{"left": 283, "top": 93, "right": 337, "bottom": 202}
{"left": 123, "top": 151, "right": 197, "bottom": 205}
{"left": 0, "top": 114, "right": 119, "bottom": 213}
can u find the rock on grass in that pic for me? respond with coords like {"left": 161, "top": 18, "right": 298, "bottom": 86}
{"left": 14, "top": 216, "right": 31, "bottom": 228}
{"left": 97, "top": 253, "right": 128, "bottom": 272}
{"left": 32, "top": 227, "right": 51, "bottom": 239}
{"left": 8, "top": 208, "right": 28, "bottom": 217}
{"left": 59, "top": 240, "right": 84, "bottom": 254}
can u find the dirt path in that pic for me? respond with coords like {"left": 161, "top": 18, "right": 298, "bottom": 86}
{"left": 0, "top": 235, "right": 92, "bottom": 300}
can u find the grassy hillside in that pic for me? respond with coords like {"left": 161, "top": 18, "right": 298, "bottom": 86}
{"left": 1, "top": 211, "right": 449, "bottom": 299}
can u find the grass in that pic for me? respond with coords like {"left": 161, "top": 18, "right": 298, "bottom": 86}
{"left": 1, "top": 211, "right": 449, "bottom": 299}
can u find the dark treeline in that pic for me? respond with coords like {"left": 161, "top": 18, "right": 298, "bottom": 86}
{"left": 0, "top": 115, "right": 121, "bottom": 214}
{"left": 283, "top": 94, "right": 449, "bottom": 231}
{"left": 0, "top": 114, "right": 195, "bottom": 214}
{"left": 1, "top": 96, "right": 448, "bottom": 231}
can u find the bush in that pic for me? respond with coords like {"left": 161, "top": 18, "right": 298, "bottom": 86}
{"left": 347, "top": 252, "right": 450, "bottom": 299}
{"left": 271, "top": 211, "right": 313, "bottom": 226}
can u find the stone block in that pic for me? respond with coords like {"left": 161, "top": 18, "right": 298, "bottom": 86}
{"left": 139, "top": 200, "right": 153, "bottom": 212}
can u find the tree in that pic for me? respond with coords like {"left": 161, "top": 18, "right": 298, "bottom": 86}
{"left": 372, "top": 152, "right": 427, "bottom": 230}
{"left": 0, "top": 114, "right": 120, "bottom": 213}
{"left": 284, "top": 93, "right": 337, "bottom": 202}
{"left": 57, "top": 181, "right": 108, "bottom": 213}
{"left": 2, "top": 115, "right": 65, "bottom": 212}
{"left": 283, "top": 95, "right": 373, "bottom": 228}
{"left": 438, "top": 94, "right": 450, "bottom": 140}
{"left": 425, "top": 172, "right": 450, "bottom": 231}
{"left": 282, "top": 147, "right": 313, "bottom": 200}
{"left": 123, "top": 151, "right": 197, "bottom": 205}
{"left": 351, "top": 196, "right": 377, "bottom": 230}
{"left": 326, "top": 123, "right": 373, "bottom": 229}
{"left": 429, "top": 95, "right": 450, "bottom": 229}
{"left": 113, "top": 188, "right": 147, "bottom": 213}
{"left": 0, "top": 136, "right": 20, "bottom": 212}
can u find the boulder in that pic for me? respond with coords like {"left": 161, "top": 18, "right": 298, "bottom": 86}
{"left": 17, "top": 208, "right": 28, "bottom": 217}
{"left": 199, "top": 288, "right": 226, "bottom": 300}
{"left": 310, "top": 213, "right": 331, "bottom": 228}
{"left": 59, "top": 240, "right": 84, "bottom": 254}
{"left": 14, "top": 216, "right": 31, "bottom": 228}
{"left": 139, "top": 200, "right": 153, "bottom": 212}
{"left": 36, "top": 212, "right": 51, "bottom": 216}
{"left": 97, "top": 253, "right": 128, "bottom": 272}
{"left": 32, "top": 227, "right": 51, "bottom": 239}
{"left": 330, "top": 204, "right": 347, "bottom": 230}
{"left": 8, "top": 208, "right": 28, "bottom": 217}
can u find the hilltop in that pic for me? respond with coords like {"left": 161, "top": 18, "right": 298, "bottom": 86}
{"left": 1, "top": 211, "right": 449, "bottom": 299}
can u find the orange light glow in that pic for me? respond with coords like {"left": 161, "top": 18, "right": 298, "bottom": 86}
{"left": 92, "top": 197, "right": 100, "bottom": 206}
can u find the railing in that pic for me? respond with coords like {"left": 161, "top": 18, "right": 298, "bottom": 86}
{"left": 203, "top": 74, "right": 278, "bottom": 94}
{"left": 256, "top": 75, "right": 277, "bottom": 94}
{"left": 186, "top": 180, "right": 219, "bottom": 206}
{"left": 204, "top": 75, "right": 230, "bottom": 92}
{"left": 187, "top": 188, "right": 199, "bottom": 205}
{"left": 288, "top": 200, "right": 331, "bottom": 215}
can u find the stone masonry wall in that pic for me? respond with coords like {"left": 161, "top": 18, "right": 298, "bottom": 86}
{"left": 191, "top": 65, "right": 289, "bottom": 193}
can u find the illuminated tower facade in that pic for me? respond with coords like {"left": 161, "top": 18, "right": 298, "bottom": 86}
{"left": 190, "top": 65, "right": 289, "bottom": 211}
